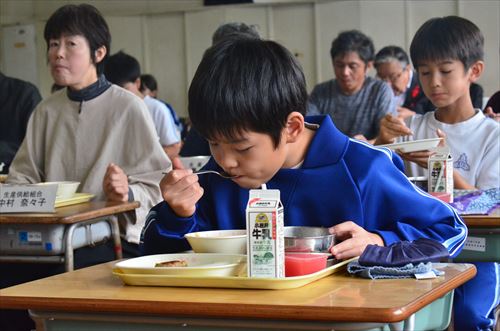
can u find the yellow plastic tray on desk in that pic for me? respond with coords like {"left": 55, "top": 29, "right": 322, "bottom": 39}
{"left": 113, "top": 257, "right": 357, "bottom": 290}
{"left": 55, "top": 193, "right": 95, "bottom": 208}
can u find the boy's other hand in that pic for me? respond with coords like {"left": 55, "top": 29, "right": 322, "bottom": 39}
{"left": 398, "top": 150, "right": 434, "bottom": 168}
{"left": 103, "top": 163, "right": 129, "bottom": 202}
{"left": 375, "top": 114, "right": 412, "bottom": 145}
{"left": 328, "top": 221, "right": 384, "bottom": 260}
{"left": 484, "top": 106, "right": 500, "bottom": 122}
{"left": 159, "top": 157, "right": 204, "bottom": 218}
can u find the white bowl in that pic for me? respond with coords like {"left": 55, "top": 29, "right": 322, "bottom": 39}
{"left": 185, "top": 229, "right": 247, "bottom": 254}
{"left": 179, "top": 156, "right": 210, "bottom": 171}
{"left": 36, "top": 181, "right": 80, "bottom": 199}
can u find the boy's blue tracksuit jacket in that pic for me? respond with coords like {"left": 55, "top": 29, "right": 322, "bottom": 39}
{"left": 141, "top": 115, "right": 466, "bottom": 257}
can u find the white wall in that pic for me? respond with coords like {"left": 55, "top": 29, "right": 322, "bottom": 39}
{"left": 1, "top": 0, "right": 499, "bottom": 117}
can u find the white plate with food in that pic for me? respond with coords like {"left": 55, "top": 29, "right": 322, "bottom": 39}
{"left": 114, "top": 253, "right": 246, "bottom": 277}
{"left": 379, "top": 137, "right": 442, "bottom": 153}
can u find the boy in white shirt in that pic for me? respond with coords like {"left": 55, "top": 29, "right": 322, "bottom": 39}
{"left": 377, "top": 16, "right": 499, "bottom": 331}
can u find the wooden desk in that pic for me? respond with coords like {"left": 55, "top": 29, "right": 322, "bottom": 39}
{"left": 0, "top": 201, "right": 140, "bottom": 271}
{"left": 461, "top": 208, "right": 500, "bottom": 228}
{"left": 456, "top": 208, "right": 500, "bottom": 262}
{"left": 0, "top": 262, "right": 476, "bottom": 331}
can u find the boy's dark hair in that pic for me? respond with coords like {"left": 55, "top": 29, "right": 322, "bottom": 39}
{"left": 330, "top": 30, "right": 374, "bottom": 64}
{"left": 410, "top": 16, "right": 484, "bottom": 70}
{"left": 140, "top": 74, "right": 158, "bottom": 93}
{"left": 212, "top": 22, "right": 260, "bottom": 45}
{"left": 104, "top": 51, "right": 141, "bottom": 87}
{"left": 189, "top": 38, "right": 307, "bottom": 149}
{"left": 374, "top": 46, "right": 410, "bottom": 69}
{"left": 44, "top": 4, "right": 111, "bottom": 75}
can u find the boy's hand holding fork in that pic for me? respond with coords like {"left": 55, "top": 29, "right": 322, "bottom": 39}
{"left": 160, "top": 157, "right": 204, "bottom": 218}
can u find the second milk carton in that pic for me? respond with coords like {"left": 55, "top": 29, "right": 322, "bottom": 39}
{"left": 246, "top": 189, "right": 284, "bottom": 278}
{"left": 428, "top": 146, "right": 454, "bottom": 202}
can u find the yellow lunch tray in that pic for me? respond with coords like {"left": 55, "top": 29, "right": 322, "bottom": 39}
{"left": 55, "top": 193, "right": 95, "bottom": 208}
{"left": 113, "top": 257, "right": 356, "bottom": 290}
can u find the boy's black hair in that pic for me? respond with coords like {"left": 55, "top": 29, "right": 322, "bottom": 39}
{"left": 330, "top": 30, "right": 374, "bottom": 64}
{"left": 374, "top": 46, "right": 410, "bottom": 69}
{"left": 104, "top": 51, "right": 141, "bottom": 87}
{"left": 44, "top": 4, "right": 111, "bottom": 75}
{"left": 188, "top": 38, "right": 307, "bottom": 148}
{"left": 140, "top": 74, "right": 158, "bottom": 93}
{"left": 410, "top": 16, "right": 484, "bottom": 70}
{"left": 212, "top": 22, "right": 260, "bottom": 45}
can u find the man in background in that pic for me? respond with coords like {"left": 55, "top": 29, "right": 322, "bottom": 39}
{"left": 307, "top": 30, "right": 395, "bottom": 142}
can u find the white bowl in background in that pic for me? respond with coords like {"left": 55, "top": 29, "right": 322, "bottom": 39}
{"left": 179, "top": 156, "right": 210, "bottom": 172}
{"left": 378, "top": 137, "right": 442, "bottom": 153}
{"left": 36, "top": 181, "right": 80, "bottom": 199}
{"left": 185, "top": 229, "right": 247, "bottom": 254}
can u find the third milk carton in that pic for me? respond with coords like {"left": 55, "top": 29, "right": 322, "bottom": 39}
{"left": 428, "top": 146, "right": 454, "bottom": 202}
{"left": 246, "top": 189, "right": 284, "bottom": 278}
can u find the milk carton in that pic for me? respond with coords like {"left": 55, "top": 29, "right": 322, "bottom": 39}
{"left": 428, "top": 146, "right": 453, "bottom": 202}
{"left": 246, "top": 189, "right": 284, "bottom": 278}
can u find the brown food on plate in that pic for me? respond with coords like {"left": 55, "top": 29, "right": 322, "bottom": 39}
{"left": 154, "top": 259, "right": 188, "bottom": 268}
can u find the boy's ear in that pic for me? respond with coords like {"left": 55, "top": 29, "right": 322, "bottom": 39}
{"left": 285, "top": 112, "right": 305, "bottom": 144}
{"left": 135, "top": 77, "right": 141, "bottom": 90}
{"left": 468, "top": 60, "right": 484, "bottom": 82}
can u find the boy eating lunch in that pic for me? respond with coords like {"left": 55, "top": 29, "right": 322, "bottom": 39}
{"left": 140, "top": 38, "right": 466, "bottom": 267}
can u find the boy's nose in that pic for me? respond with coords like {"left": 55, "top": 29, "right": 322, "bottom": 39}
{"left": 215, "top": 152, "right": 238, "bottom": 171}
{"left": 430, "top": 76, "right": 441, "bottom": 87}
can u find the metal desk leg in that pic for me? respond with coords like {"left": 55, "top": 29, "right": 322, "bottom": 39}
{"left": 107, "top": 217, "right": 123, "bottom": 260}
{"left": 403, "top": 313, "right": 415, "bottom": 331}
{"left": 64, "top": 223, "right": 79, "bottom": 271}
{"left": 63, "top": 218, "right": 121, "bottom": 272}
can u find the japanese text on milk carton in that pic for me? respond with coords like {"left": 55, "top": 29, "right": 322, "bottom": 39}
{"left": 428, "top": 146, "right": 453, "bottom": 202}
{"left": 246, "top": 189, "right": 284, "bottom": 278}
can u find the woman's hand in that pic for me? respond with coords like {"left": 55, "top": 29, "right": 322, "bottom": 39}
{"left": 103, "top": 163, "right": 129, "bottom": 202}
{"left": 159, "top": 157, "right": 204, "bottom": 218}
{"left": 328, "top": 221, "right": 384, "bottom": 260}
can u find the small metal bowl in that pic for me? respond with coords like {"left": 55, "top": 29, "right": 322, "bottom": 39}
{"left": 284, "top": 226, "right": 335, "bottom": 253}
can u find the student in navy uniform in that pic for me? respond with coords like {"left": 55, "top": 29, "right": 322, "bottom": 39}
{"left": 140, "top": 38, "right": 466, "bottom": 289}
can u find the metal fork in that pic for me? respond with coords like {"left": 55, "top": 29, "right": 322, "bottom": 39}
{"left": 193, "top": 170, "right": 237, "bottom": 179}
{"left": 162, "top": 170, "right": 236, "bottom": 179}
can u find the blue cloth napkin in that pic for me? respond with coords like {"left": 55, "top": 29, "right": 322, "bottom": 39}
{"left": 358, "top": 238, "right": 449, "bottom": 267}
{"left": 347, "top": 261, "right": 444, "bottom": 279}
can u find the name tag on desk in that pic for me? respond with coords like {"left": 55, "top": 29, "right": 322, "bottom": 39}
{"left": 0, "top": 184, "right": 57, "bottom": 213}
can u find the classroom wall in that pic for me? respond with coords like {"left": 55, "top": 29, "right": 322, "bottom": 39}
{"left": 1, "top": 0, "right": 499, "bottom": 117}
